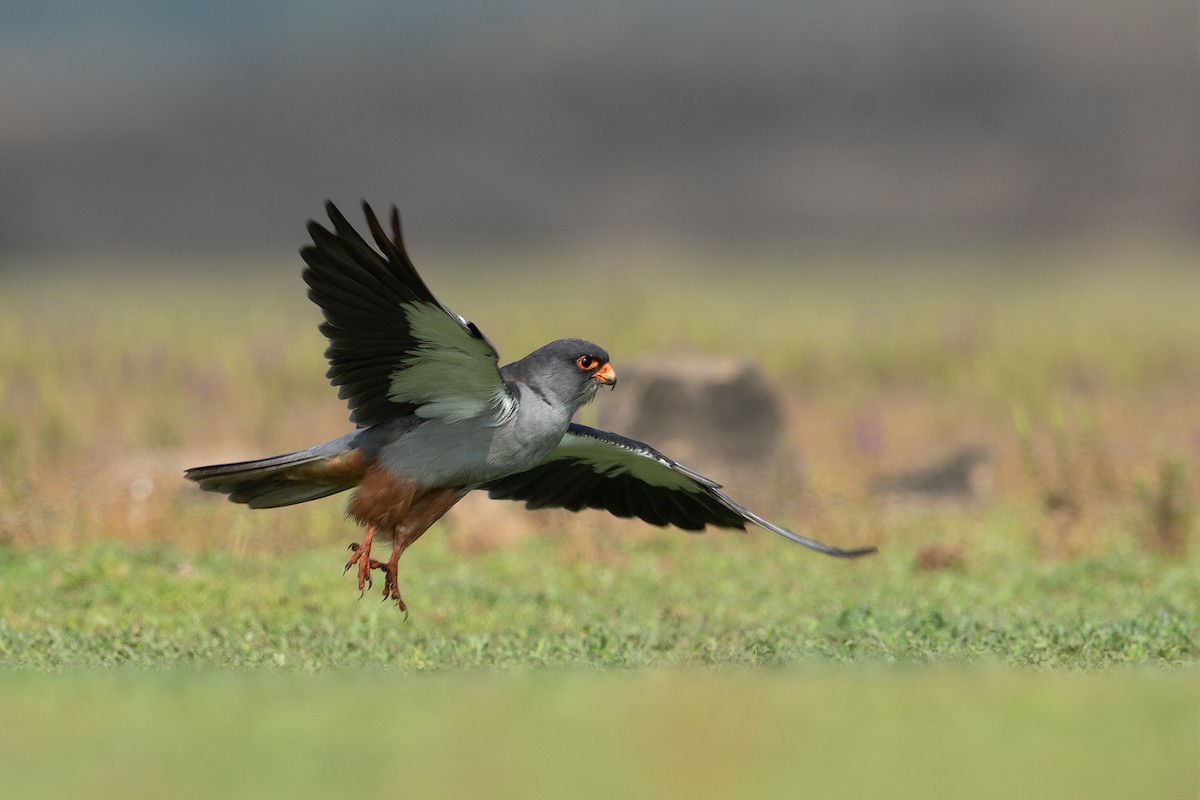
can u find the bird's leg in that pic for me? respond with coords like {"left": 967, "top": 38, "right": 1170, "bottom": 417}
{"left": 377, "top": 541, "right": 408, "bottom": 620}
{"left": 369, "top": 487, "right": 465, "bottom": 616}
{"left": 343, "top": 524, "right": 377, "bottom": 594}
{"left": 365, "top": 528, "right": 409, "bottom": 618}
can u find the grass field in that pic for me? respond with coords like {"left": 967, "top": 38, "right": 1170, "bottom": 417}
{"left": 0, "top": 538, "right": 1194, "bottom": 799}
{"left": 0, "top": 241, "right": 1198, "bottom": 797}
{"left": 0, "top": 533, "right": 1194, "bottom": 671}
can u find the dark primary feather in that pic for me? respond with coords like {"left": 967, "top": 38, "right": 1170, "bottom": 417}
{"left": 484, "top": 424, "right": 877, "bottom": 557}
{"left": 482, "top": 424, "right": 739, "bottom": 531}
{"left": 301, "top": 200, "right": 501, "bottom": 427}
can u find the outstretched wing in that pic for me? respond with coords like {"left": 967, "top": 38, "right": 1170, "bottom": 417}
{"left": 301, "top": 201, "right": 515, "bottom": 427}
{"left": 482, "top": 424, "right": 877, "bottom": 558}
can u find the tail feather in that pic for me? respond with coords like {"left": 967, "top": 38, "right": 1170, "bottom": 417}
{"left": 185, "top": 440, "right": 367, "bottom": 509}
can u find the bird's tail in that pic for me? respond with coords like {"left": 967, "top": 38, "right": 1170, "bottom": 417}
{"left": 184, "top": 436, "right": 368, "bottom": 509}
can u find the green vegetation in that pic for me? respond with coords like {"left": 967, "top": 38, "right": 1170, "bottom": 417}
{"left": 0, "top": 244, "right": 1197, "bottom": 797}
{"left": 0, "top": 534, "right": 1193, "bottom": 799}
{"left": 0, "top": 533, "right": 1194, "bottom": 671}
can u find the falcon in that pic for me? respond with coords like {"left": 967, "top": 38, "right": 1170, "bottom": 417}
{"left": 185, "top": 201, "right": 876, "bottom": 613}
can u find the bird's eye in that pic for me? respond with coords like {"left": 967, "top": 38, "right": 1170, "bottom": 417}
{"left": 576, "top": 355, "right": 598, "bottom": 371}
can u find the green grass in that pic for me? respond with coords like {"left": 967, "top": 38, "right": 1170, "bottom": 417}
{"left": 0, "top": 522, "right": 1189, "bottom": 799}
{"left": 0, "top": 527, "right": 1194, "bottom": 671}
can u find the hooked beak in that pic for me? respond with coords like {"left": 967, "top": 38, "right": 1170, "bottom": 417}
{"left": 592, "top": 362, "right": 617, "bottom": 388}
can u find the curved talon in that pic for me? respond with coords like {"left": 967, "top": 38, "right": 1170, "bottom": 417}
{"left": 338, "top": 524, "right": 414, "bottom": 614}
{"left": 369, "top": 558, "right": 407, "bottom": 615}
{"left": 341, "top": 525, "right": 378, "bottom": 592}
{"left": 344, "top": 542, "right": 364, "bottom": 572}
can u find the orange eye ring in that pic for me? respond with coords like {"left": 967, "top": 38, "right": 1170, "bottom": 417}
{"left": 576, "top": 355, "right": 598, "bottom": 371}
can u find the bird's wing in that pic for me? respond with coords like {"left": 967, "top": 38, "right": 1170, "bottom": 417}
{"left": 301, "top": 201, "right": 515, "bottom": 427}
{"left": 482, "top": 424, "right": 877, "bottom": 558}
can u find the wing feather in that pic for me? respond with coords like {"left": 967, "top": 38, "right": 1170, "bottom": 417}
{"left": 301, "top": 201, "right": 512, "bottom": 427}
{"left": 483, "top": 424, "right": 877, "bottom": 558}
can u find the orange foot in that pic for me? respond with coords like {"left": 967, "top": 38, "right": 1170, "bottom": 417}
{"left": 373, "top": 556, "right": 409, "bottom": 620}
{"left": 343, "top": 525, "right": 377, "bottom": 594}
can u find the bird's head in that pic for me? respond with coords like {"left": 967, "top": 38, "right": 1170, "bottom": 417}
{"left": 504, "top": 338, "right": 616, "bottom": 412}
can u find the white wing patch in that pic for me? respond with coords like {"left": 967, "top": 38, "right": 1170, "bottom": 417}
{"left": 387, "top": 302, "right": 516, "bottom": 423}
{"left": 551, "top": 431, "right": 705, "bottom": 493}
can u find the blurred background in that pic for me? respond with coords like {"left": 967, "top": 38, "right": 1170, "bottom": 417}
{"left": 1, "top": 0, "right": 1196, "bottom": 255}
{"left": 0, "top": 0, "right": 1196, "bottom": 563}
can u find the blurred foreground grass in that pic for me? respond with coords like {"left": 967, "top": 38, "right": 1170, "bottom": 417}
{"left": 0, "top": 666, "right": 1194, "bottom": 800}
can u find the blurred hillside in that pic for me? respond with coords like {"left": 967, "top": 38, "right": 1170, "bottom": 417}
{"left": 1, "top": 0, "right": 1196, "bottom": 256}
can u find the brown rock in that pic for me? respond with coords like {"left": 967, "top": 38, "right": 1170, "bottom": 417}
{"left": 596, "top": 353, "right": 787, "bottom": 473}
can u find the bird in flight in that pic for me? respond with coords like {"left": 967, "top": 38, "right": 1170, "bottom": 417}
{"left": 185, "top": 202, "right": 876, "bottom": 614}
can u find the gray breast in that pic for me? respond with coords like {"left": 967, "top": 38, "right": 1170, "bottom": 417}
{"left": 378, "top": 384, "right": 572, "bottom": 487}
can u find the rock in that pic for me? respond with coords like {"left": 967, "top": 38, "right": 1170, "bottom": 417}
{"left": 872, "top": 445, "right": 992, "bottom": 503}
{"left": 595, "top": 353, "right": 790, "bottom": 485}
{"left": 914, "top": 543, "right": 968, "bottom": 572}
